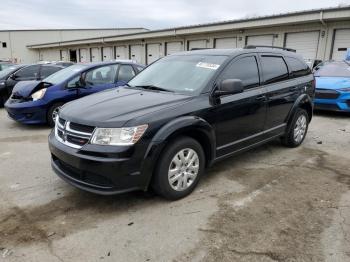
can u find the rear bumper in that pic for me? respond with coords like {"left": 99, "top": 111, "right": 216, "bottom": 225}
{"left": 4, "top": 99, "right": 48, "bottom": 124}
{"left": 49, "top": 131, "right": 160, "bottom": 195}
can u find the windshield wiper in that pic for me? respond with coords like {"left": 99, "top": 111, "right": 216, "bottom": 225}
{"left": 134, "top": 85, "right": 173, "bottom": 92}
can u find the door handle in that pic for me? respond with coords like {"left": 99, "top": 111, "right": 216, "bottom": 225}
{"left": 255, "top": 95, "right": 266, "bottom": 101}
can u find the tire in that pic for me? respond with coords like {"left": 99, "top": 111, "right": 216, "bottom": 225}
{"left": 47, "top": 103, "right": 64, "bottom": 127}
{"left": 282, "top": 108, "right": 309, "bottom": 148}
{"left": 0, "top": 95, "right": 4, "bottom": 107}
{"left": 152, "top": 136, "right": 205, "bottom": 200}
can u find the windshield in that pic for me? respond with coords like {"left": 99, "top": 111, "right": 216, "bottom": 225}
{"left": 128, "top": 55, "right": 228, "bottom": 95}
{"left": 314, "top": 62, "right": 350, "bottom": 77}
{"left": 43, "top": 64, "right": 87, "bottom": 85}
{"left": 0, "top": 66, "right": 20, "bottom": 79}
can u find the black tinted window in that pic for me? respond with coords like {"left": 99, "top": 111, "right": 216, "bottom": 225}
{"left": 118, "top": 65, "right": 136, "bottom": 82}
{"left": 285, "top": 57, "right": 310, "bottom": 78}
{"left": 15, "top": 65, "right": 40, "bottom": 79}
{"left": 219, "top": 56, "right": 260, "bottom": 89}
{"left": 261, "top": 56, "right": 288, "bottom": 84}
{"left": 41, "top": 66, "right": 61, "bottom": 78}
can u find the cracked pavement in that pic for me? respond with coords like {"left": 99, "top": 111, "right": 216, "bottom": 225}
{"left": 0, "top": 109, "right": 349, "bottom": 262}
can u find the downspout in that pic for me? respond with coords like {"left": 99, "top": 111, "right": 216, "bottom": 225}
{"left": 320, "top": 11, "right": 328, "bottom": 60}
{"left": 319, "top": 11, "right": 326, "bottom": 26}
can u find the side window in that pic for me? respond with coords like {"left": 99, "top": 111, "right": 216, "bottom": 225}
{"left": 219, "top": 56, "right": 260, "bottom": 89}
{"left": 85, "top": 65, "right": 118, "bottom": 85}
{"left": 118, "top": 65, "right": 136, "bottom": 82}
{"left": 285, "top": 57, "right": 311, "bottom": 78}
{"left": 67, "top": 75, "right": 81, "bottom": 88}
{"left": 260, "top": 56, "right": 289, "bottom": 84}
{"left": 41, "top": 66, "right": 61, "bottom": 79}
{"left": 15, "top": 65, "right": 40, "bottom": 79}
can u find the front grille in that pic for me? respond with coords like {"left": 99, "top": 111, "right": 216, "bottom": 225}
{"left": 55, "top": 118, "right": 95, "bottom": 149}
{"left": 315, "top": 89, "right": 340, "bottom": 99}
{"left": 314, "top": 103, "right": 340, "bottom": 111}
{"left": 55, "top": 158, "right": 114, "bottom": 188}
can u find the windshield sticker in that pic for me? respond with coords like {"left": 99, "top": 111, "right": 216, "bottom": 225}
{"left": 196, "top": 62, "right": 220, "bottom": 70}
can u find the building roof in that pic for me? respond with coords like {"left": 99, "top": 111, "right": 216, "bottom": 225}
{"left": 0, "top": 28, "right": 148, "bottom": 32}
{"left": 27, "top": 5, "right": 350, "bottom": 49}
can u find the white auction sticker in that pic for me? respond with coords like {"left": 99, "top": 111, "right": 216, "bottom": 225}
{"left": 196, "top": 62, "right": 220, "bottom": 70}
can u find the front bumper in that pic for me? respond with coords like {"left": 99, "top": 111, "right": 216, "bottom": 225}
{"left": 5, "top": 98, "right": 48, "bottom": 124}
{"left": 314, "top": 91, "right": 350, "bottom": 112}
{"left": 49, "top": 131, "right": 157, "bottom": 195}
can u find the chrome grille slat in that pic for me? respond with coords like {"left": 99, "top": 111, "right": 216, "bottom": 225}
{"left": 55, "top": 118, "right": 95, "bottom": 149}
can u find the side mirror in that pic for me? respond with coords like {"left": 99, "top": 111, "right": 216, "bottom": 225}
{"left": 214, "top": 79, "right": 243, "bottom": 97}
{"left": 10, "top": 74, "right": 17, "bottom": 80}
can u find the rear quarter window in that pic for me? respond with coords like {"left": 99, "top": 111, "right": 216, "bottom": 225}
{"left": 285, "top": 57, "right": 311, "bottom": 78}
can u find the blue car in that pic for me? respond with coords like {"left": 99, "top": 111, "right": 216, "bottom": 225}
{"left": 314, "top": 61, "right": 350, "bottom": 112}
{"left": 5, "top": 61, "right": 144, "bottom": 126}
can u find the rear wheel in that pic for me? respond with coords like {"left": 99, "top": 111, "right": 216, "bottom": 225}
{"left": 47, "top": 103, "right": 64, "bottom": 127}
{"left": 152, "top": 136, "right": 205, "bottom": 200}
{"left": 282, "top": 108, "right": 309, "bottom": 148}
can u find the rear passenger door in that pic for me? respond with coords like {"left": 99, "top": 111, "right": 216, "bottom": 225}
{"left": 79, "top": 64, "right": 119, "bottom": 97}
{"left": 213, "top": 54, "right": 268, "bottom": 157}
{"left": 258, "top": 54, "right": 298, "bottom": 131}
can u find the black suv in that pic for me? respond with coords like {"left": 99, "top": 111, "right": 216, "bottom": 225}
{"left": 49, "top": 47, "right": 314, "bottom": 200}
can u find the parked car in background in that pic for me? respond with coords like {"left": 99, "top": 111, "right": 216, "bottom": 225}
{"left": 312, "top": 60, "right": 334, "bottom": 73}
{"left": 38, "top": 61, "right": 75, "bottom": 67}
{"left": 304, "top": 59, "right": 323, "bottom": 70}
{"left": 1, "top": 64, "right": 64, "bottom": 106}
{"left": 49, "top": 47, "right": 314, "bottom": 200}
{"left": 0, "top": 62, "right": 16, "bottom": 71}
{"left": 314, "top": 61, "right": 350, "bottom": 112}
{"left": 5, "top": 61, "right": 144, "bottom": 126}
{"left": 0, "top": 64, "right": 27, "bottom": 106}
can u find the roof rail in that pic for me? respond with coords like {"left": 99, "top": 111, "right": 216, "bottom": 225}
{"left": 244, "top": 45, "right": 296, "bottom": 52}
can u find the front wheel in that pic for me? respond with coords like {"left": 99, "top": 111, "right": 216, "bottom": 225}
{"left": 282, "top": 108, "right": 309, "bottom": 148}
{"left": 47, "top": 103, "right": 64, "bottom": 127}
{"left": 152, "top": 137, "right": 205, "bottom": 200}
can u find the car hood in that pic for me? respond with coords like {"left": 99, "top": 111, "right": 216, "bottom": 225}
{"left": 60, "top": 87, "right": 194, "bottom": 127}
{"left": 11, "top": 80, "right": 42, "bottom": 97}
{"left": 315, "top": 77, "right": 350, "bottom": 90}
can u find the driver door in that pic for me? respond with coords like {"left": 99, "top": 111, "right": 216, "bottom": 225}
{"left": 78, "top": 64, "right": 119, "bottom": 97}
{"left": 211, "top": 54, "right": 267, "bottom": 157}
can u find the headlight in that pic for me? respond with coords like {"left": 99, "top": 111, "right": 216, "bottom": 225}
{"left": 91, "top": 125, "right": 148, "bottom": 146}
{"left": 338, "top": 87, "right": 350, "bottom": 92}
{"left": 31, "top": 88, "right": 47, "bottom": 101}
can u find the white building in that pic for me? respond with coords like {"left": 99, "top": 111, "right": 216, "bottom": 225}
{"left": 2, "top": 6, "right": 350, "bottom": 65}
{"left": 0, "top": 28, "right": 148, "bottom": 63}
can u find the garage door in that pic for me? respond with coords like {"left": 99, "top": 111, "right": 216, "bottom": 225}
{"left": 188, "top": 40, "right": 207, "bottom": 50}
{"left": 90, "top": 47, "right": 101, "bottom": 62}
{"left": 60, "top": 50, "right": 68, "bottom": 61}
{"left": 332, "top": 29, "right": 350, "bottom": 61}
{"left": 246, "top": 35, "right": 274, "bottom": 46}
{"left": 115, "top": 46, "right": 128, "bottom": 59}
{"left": 102, "top": 47, "right": 113, "bottom": 61}
{"left": 215, "top": 37, "right": 237, "bottom": 49}
{"left": 130, "top": 45, "right": 143, "bottom": 63}
{"left": 166, "top": 42, "right": 183, "bottom": 55}
{"left": 147, "top": 43, "right": 162, "bottom": 64}
{"left": 79, "top": 48, "right": 88, "bottom": 63}
{"left": 285, "top": 31, "right": 320, "bottom": 60}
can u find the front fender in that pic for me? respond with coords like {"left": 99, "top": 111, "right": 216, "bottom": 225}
{"left": 140, "top": 116, "right": 216, "bottom": 190}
